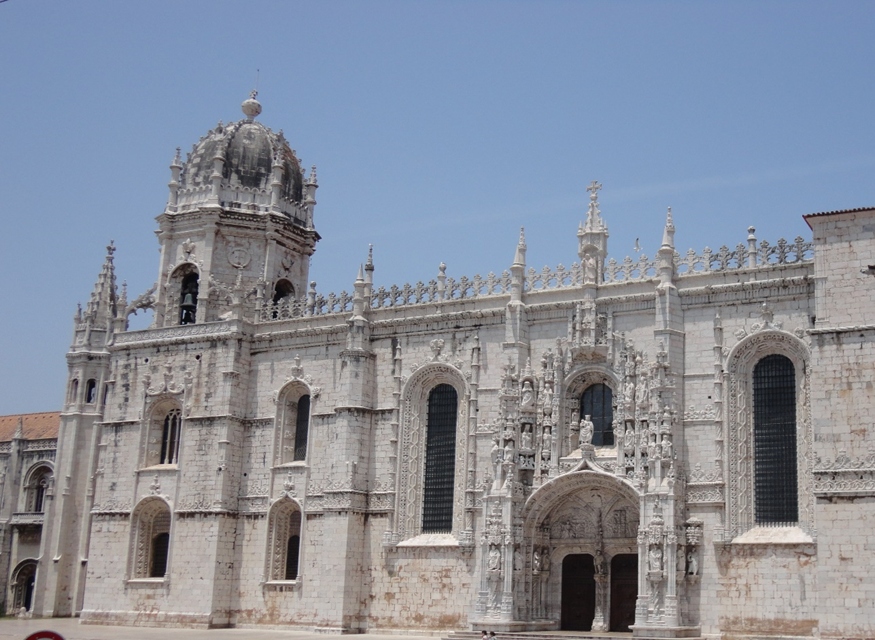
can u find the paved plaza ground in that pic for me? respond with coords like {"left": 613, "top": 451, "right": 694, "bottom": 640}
{"left": 0, "top": 619, "right": 441, "bottom": 640}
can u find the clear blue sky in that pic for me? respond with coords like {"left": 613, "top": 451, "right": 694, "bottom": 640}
{"left": 2, "top": 1, "right": 874, "bottom": 414}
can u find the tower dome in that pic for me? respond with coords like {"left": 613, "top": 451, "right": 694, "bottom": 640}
{"left": 169, "top": 92, "right": 310, "bottom": 225}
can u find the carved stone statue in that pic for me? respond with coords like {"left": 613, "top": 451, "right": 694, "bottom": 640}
{"left": 594, "top": 548, "right": 605, "bottom": 575}
{"left": 542, "top": 384, "right": 554, "bottom": 418}
{"left": 580, "top": 415, "right": 594, "bottom": 445}
{"left": 488, "top": 546, "right": 502, "bottom": 572}
{"left": 584, "top": 253, "right": 597, "bottom": 283}
{"left": 648, "top": 545, "right": 663, "bottom": 572}
{"left": 661, "top": 434, "right": 672, "bottom": 459}
{"left": 521, "top": 380, "right": 535, "bottom": 409}
{"left": 521, "top": 424, "right": 532, "bottom": 450}
{"left": 687, "top": 550, "right": 699, "bottom": 576}
{"left": 637, "top": 372, "right": 650, "bottom": 412}
{"left": 533, "top": 548, "right": 542, "bottom": 572}
{"left": 541, "top": 426, "right": 552, "bottom": 456}
{"left": 624, "top": 426, "right": 635, "bottom": 454}
{"left": 541, "top": 548, "right": 550, "bottom": 571}
{"left": 514, "top": 546, "right": 522, "bottom": 571}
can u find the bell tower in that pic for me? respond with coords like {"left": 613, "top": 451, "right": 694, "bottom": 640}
{"left": 152, "top": 92, "right": 319, "bottom": 327}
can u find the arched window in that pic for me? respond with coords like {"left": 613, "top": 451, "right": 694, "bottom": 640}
{"left": 422, "top": 383, "right": 458, "bottom": 533}
{"left": 85, "top": 378, "right": 97, "bottom": 404}
{"left": 130, "top": 498, "right": 172, "bottom": 579}
{"left": 160, "top": 408, "right": 182, "bottom": 465}
{"left": 581, "top": 383, "right": 614, "bottom": 446}
{"left": 277, "top": 388, "right": 310, "bottom": 465}
{"left": 753, "top": 354, "right": 798, "bottom": 523}
{"left": 271, "top": 279, "right": 296, "bottom": 318}
{"left": 266, "top": 499, "right": 302, "bottom": 581}
{"left": 179, "top": 271, "right": 199, "bottom": 325}
{"left": 273, "top": 279, "right": 295, "bottom": 304}
{"left": 10, "top": 560, "right": 37, "bottom": 612}
{"left": 24, "top": 465, "right": 52, "bottom": 513}
{"left": 69, "top": 378, "right": 79, "bottom": 404}
{"left": 145, "top": 404, "right": 183, "bottom": 467}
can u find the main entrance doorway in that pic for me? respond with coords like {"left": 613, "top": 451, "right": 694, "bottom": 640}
{"left": 561, "top": 554, "right": 595, "bottom": 630}
{"left": 609, "top": 554, "right": 637, "bottom": 632}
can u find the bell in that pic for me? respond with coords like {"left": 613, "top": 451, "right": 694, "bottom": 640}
{"left": 181, "top": 293, "right": 196, "bottom": 311}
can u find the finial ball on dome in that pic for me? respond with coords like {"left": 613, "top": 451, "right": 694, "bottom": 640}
{"left": 242, "top": 90, "right": 262, "bottom": 120}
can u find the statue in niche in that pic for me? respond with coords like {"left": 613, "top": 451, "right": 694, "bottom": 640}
{"left": 661, "top": 434, "right": 672, "bottom": 459}
{"left": 648, "top": 545, "right": 663, "bottom": 572}
{"left": 594, "top": 548, "right": 606, "bottom": 575}
{"left": 541, "top": 426, "right": 552, "bottom": 458}
{"left": 533, "top": 547, "right": 542, "bottom": 572}
{"left": 521, "top": 380, "right": 535, "bottom": 409}
{"left": 514, "top": 546, "right": 522, "bottom": 571}
{"left": 580, "top": 415, "right": 594, "bottom": 445}
{"left": 541, "top": 548, "right": 550, "bottom": 571}
{"left": 648, "top": 433, "right": 658, "bottom": 459}
{"left": 624, "top": 426, "right": 635, "bottom": 458}
{"left": 521, "top": 424, "right": 532, "bottom": 450}
{"left": 624, "top": 379, "right": 636, "bottom": 416}
{"left": 584, "top": 253, "right": 597, "bottom": 283}
{"left": 542, "top": 384, "right": 554, "bottom": 419}
{"left": 488, "top": 546, "right": 502, "bottom": 572}
{"left": 687, "top": 550, "right": 699, "bottom": 576}
{"left": 637, "top": 372, "right": 650, "bottom": 412}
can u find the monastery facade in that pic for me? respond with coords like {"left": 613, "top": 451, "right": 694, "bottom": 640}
{"left": 6, "top": 95, "right": 875, "bottom": 639}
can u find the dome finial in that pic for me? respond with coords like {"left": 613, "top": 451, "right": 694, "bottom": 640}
{"left": 242, "top": 89, "right": 262, "bottom": 121}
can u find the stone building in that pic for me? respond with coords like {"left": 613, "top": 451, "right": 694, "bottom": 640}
{"left": 22, "top": 94, "right": 875, "bottom": 639}
{"left": 0, "top": 412, "right": 59, "bottom": 615}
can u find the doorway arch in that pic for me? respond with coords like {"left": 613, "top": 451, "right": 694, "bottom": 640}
{"left": 522, "top": 469, "right": 640, "bottom": 630}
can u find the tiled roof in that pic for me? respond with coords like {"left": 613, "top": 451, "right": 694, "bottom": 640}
{"left": 803, "top": 206, "right": 875, "bottom": 227}
{"left": 0, "top": 412, "right": 60, "bottom": 442}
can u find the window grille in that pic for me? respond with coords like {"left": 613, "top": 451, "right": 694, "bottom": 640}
{"left": 581, "top": 384, "right": 614, "bottom": 446}
{"left": 422, "top": 384, "right": 457, "bottom": 533}
{"left": 753, "top": 354, "right": 798, "bottom": 523}
{"left": 294, "top": 395, "right": 310, "bottom": 461}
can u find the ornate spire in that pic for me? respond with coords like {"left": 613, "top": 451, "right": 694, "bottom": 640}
{"left": 83, "top": 241, "right": 119, "bottom": 327}
{"left": 583, "top": 180, "right": 606, "bottom": 232}
{"left": 513, "top": 227, "right": 527, "bottom": 267}
{"left": 661, "top": 206, "right": 675, "bottom": 250}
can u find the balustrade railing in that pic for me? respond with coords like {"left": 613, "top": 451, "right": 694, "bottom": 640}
{"left": 257, "top": 233, "right": 814, "bottom": 322}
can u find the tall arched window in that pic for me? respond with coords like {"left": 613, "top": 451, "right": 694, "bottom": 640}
{"left": 581, "top": 383, "right": 614, "bottom": 446}
{"left": 266, "top": 499, "right": 303, "bottom": 581}
{"left": 160, "top": 409, "right": 182, "bottom": 465}
{"left": 277, "top": 387, "right": 311, "bottom": 465}
{"left": 422, "top": 383, "right": 458, "bottom": 533}
{"left": 753, "top": 354, "right": 798, "bottom": 523}
{"left": 85, "top": 378, "right": 97, "bottom": 404}
{"left": 25, "top": 465, "right": 52, "bottom": 513}
{"left": 129, "top": 498, "right": 172, "bottom": 580}
{"left": 179, "top": 271, "right": 199, "bottom": 324}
